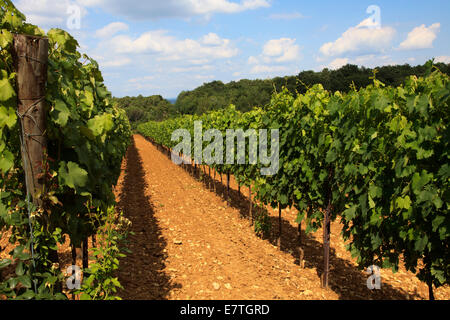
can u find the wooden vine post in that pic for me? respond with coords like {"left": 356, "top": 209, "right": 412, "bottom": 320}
{"left": 249, "top": 186, "right": 253, "bottom": 225}
{"left": 83, "top": 238, "right": 89, "bottom": 273}
{"left": 13, "top": 34, "right": 63, "bottom": 289}
{"left": 322, "top": 199, "right": 331, "bottom": 288}
{"left": 298, "top": 220, "right": 304, "bottom": 268}
{"left": 13, "top": 34, "right": 48, "bottom": 207}
{"left": 322, "top": 168, "right": 333, "bottom": 289}
{"left": 277, "top": 204, "right": 282, "bottom": 248}
{"left": 226, "top": 172, "right": 230, "bottom": 204}
{"left": 208, "top": 166, "right": 211, "bottom": 190}
{"left": 71, "top": 246, "right": 77, "bottom": 300}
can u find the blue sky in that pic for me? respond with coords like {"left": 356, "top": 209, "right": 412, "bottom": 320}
{"left": 15, "top": 0, "right": 450, "bottom": 99}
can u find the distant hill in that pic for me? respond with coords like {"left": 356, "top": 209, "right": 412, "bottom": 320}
{"left": 112, "top": 95, "right": 178, "bottom": 129}
{"left": 173, "top": 62, "right": 450, "bottom": 116}
{"left": 115, "top": 61, "right": 450, "bottom": 128}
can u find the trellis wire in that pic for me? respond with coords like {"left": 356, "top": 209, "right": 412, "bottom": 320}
{"left": 15, "top": 95, "right": 46, "bottom": 295}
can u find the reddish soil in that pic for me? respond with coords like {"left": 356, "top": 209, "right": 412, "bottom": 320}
{"left": 1, "top": 134, "right": 449, "bottom": 300}
{"left": 113, "top": 135, "right": 450, "bottom": 300}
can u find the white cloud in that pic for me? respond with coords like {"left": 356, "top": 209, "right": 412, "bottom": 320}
{"left": 95, "top": 22, "right": 129, "bottom": 38}
{"left": 248, "top": 56, "right": 259, "bottom": 64}
{"left": 77, "top": 0, "right": 103, "bottom": 5}
{"left": 15, "top": 0, "right": 87, "bottom": 28}
{"left": 202, "top": 33, "right": 223, "bottom": 45}
{"left": 248, "top": 38, "right": 301, "bottom": 66}
{"left": 101, "top": 57, "right": 132, "bottom": 68}
{"left": 399, "top": 23, "right": 440, "bottom": 50}
{"left": 250, "top": 65, "right": 289, "bottom": 74}
{"left": 263, "top": 38, "right": 301, "bottom": 63}
{"left": 16, "top": 0, "right": 270, "bottom": 30}
{"left": 80, "top": 0, "right": 270, "bottom": 20}
{"left": 319, "top": 54, "right": 397, "bottom": 71}
{"left": 128, "top": 76, "right": 155, "bottom": 83}
{"left": 435, "top": 56, "right": 450, "bottom": 64}
{"left": 92, "top": 31, "right": 237, "bottom": 76}
{"left": 194, "top": 74, "right": 215, "bottom": 80}
{"left": 188, "top": 59, "right": 211, "bottom": 65}
{"left": 269, "top": 12, "right": 304, "bottom": 20}
{"left": 246, "top": 38, "right": 301, "bottom": 77}
{"left": 103, "top": 31, "right": 238, "bottom": 62}
{"left": 125, "top": 81, "right": 162, "bottom": 92}
{"left": 320, "top": 18, "right": 396, "bottom": 57}
{"left": 189, "top": 0, "right": 270, "bottom": 15}
{"left": 170, "top": 65, "right": 214, "bottom": 73}
{"left": 353, "top": 54, "right": 395, "bottom": 67}
{"left": 328, "top": 58, "right": 349, "bottom": 70}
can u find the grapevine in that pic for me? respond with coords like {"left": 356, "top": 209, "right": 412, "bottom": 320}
{"left": 138, "top": 65, "right": 449, "bottom": 297}
{"left": 0, "top": 0, "right": 131, "bottom": 300}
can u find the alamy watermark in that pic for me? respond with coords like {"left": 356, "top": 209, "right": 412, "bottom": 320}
{"left": 66, "top": 265, "right": 82, "bottom": 290}
{"left": 366, "top": 5, "right": 381, "bottom": 29}
{"left": 67, "top": 5, "right": 81, "bottom": 30}
{"left": 170, "top": 121, "right": 280, "bottom": 176}
{"left": 366, "top": 265, "right": 381, "bottom": 290}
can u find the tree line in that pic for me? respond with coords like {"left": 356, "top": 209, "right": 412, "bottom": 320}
{"left": 114, "top": 62, "right": 450, "bottom": 127}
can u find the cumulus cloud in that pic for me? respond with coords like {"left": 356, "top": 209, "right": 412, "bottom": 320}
{"left": 319, "top": 55, "right": 396, "bottom": 72}
{"left": 109, "top": 31, "right": 238, "bottom": 62}
{"left": 435, "top": 56, "right": 450, "bottom": 64}
{"left": 249, "top": 38, "right": 301, "bottom": 65}
{"left": 128, "top": 76, "right": 155, "bottom": 83}
{"left": 319, "top": 18, "right": 396, "bottom": 57}
{"left": 263, "top": 38, "right": 301, "bottom": 62}
{"left": 247, "top": 38, "right": 301, "bottom": 76}
{"left": 81, "top": 0, "right": 270, "bottom": 20}
{"left": 250, "top": 65, "right": 289, "bottom": 74}
{"left": 170, "top": 65, "right": 214, "bottom": 73}
{"left": 328, "top": 58, "right": 349, "bottom": 70}
{"left": 95, "top": 31, "right": 238, "bottom": 68}
{"left": 194, "top": 74, "right": 215, "bottom": 80}
{"left": 202, "top": 33, "right": 224, "bottom": 45}
{"left": 95, "top": 22, "right": 129, "bottom": 38}
{"left": 399, "top": 23, "right": 440, "bottom": 50}
{"left": 15, "top": 0, "right": 87, "bottom": 28}
{"left": 248, "top": 56, "right": 259, "bottom": 64}
{"left": 16, "top": 0, "right": 270, "bottom": 29}
{"left": 101, "top": 57, "right": 132, "bottom": 68}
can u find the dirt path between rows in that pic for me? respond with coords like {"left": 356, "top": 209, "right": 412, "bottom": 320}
{"left": 114, "top": 135, "right": 450, "bottom": 300}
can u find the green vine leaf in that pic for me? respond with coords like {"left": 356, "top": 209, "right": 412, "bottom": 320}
{"left": 58, "top": 161, "right": 88, "bottom": 191}
{"left": 0, "top": 149, "right": 14, "bottom": 172}
{"left": 0, "top": 78, "right": 14, "bottom": 101}
{"left": 51, "top": 99, "right": 71, "bottom": 127}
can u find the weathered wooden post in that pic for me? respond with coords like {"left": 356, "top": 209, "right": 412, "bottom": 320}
{"left": 13, "top": 34, "right": 63, "bottom": 290}
{"left": 83, "top": 238, "right": 89, "bottom": 273}
{"left": 208, "top": 166, "right": 211, "bottom": 189}
{"left": 71, "top": 245, "right": 77, "bottom": 300}
{"left": 249, "top": 185, "right": 253, "bottom": 225}
{"left": 298, "top": 221, "right": 304, "bottom": 268}
{"left": 226, "top": 172, "right": 230, "bottom": 204}
{"left": 322, "top": 169, "right": 333, "bottom": 289}
{"left": 322, "top": 199, "right": 331, "bottom": 288}
{"left": 277, "top": 204, "right": 282, "bottom": 248}
{"left": 13, "top": 34, "right": 48, "bottom": 206}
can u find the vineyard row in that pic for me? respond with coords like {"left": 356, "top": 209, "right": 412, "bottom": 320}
{"left": 138, "top": 66, "right": 449, "bottom": 299}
